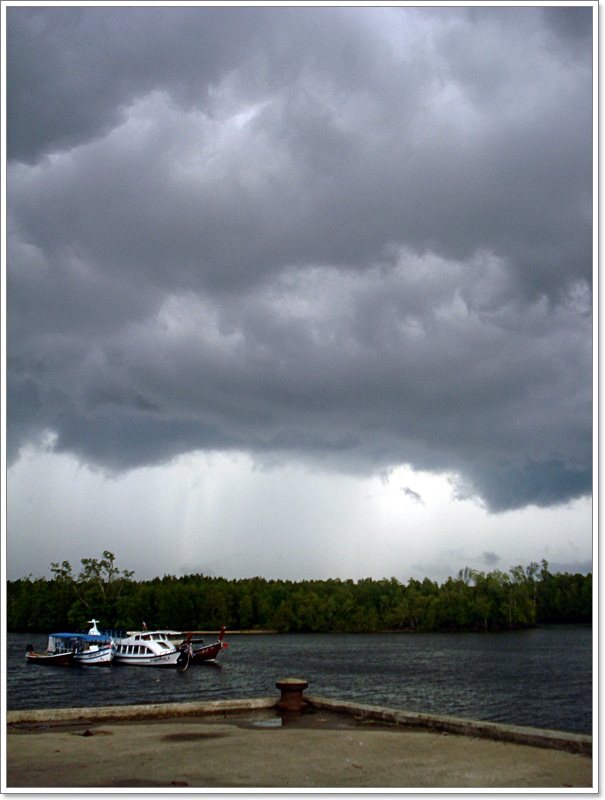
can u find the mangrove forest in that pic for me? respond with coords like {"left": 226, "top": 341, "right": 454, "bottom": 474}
{"left": 6, "top": 552, "right": 591, "bottom": 634}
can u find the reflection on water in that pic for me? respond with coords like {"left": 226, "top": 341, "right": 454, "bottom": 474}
{"left": 6, "top": 626, "right": 592, "bottom": 734}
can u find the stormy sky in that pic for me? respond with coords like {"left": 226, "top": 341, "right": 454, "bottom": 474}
{"left": 5, "top": 3, "right": 594, "bottom": 583}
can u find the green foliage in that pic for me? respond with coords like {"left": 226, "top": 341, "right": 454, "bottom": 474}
{"left": 6, "top": 554, "right": 592, "bottom": 634}
{"left": 47, "top": 551, "right": 135, "bottom": 629}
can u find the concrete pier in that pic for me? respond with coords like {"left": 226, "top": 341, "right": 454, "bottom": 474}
{"left": 5, "top": 687, "right": 593, "bottom": 790}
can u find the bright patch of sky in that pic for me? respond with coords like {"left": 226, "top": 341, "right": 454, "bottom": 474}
{"left": 7, "top": 448, "right": 591, "bottom": 582}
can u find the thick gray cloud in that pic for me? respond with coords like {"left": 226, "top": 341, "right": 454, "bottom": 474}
{"left": 7, "top": 5, "right": 593, "bottom": 512}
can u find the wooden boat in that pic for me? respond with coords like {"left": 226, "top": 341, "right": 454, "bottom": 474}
{"left": 176, "top": 627, "right": 227, "bottom": 670}
{"left": 25, "top": 644, "right": 74, "bottom": 666}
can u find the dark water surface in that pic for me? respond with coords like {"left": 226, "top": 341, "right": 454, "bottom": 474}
{"left": 6, "top": 626, "right": 592, "bottom": 734}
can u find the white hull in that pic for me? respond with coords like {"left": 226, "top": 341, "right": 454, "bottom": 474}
{"left": 74, "top": 645, "right": 115, "bottom": 666}
{"left": 113, "top": 651, "right": 181, "bottom": 667}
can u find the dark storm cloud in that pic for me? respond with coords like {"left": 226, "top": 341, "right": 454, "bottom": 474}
{"left": 7, "top": 6, "right": 265, "bottom": 163}
{"left": 6, "top": 5, "right": 593, "bottom": 512}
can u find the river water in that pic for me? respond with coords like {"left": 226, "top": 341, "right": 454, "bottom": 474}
{"left": 6, "top": 626, "right": 592, "bottom": 734}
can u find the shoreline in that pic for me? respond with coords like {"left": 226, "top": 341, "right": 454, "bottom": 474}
{"left": 7, "top": 695, "right": 591, "bottom": 755}
{"left": 6, "top": 696, "right": 593, "bottom": 790}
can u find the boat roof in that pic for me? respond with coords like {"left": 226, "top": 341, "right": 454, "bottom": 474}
{"left": 122, "top": 631, "right": 175, "bottom": 640}
{"left": 50, "top": 632, "right": 113, "bottom": 642}
{"left": 126, "top": 629, "right": 183, "bottom": 636}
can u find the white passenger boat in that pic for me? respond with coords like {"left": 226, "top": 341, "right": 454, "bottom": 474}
{"left": 111, "top": 630, "right": 182, "bottom": 666}
{"left": 45, "top": 620, "right": 116, "bottom": 666}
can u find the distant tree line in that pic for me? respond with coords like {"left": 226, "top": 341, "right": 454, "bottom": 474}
{"left": 6, "top": 551, "right": 591, "bottom": 634}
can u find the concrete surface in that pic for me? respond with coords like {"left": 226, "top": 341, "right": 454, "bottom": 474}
{"left": 5, "top": 700, "right": 594, "bottom": 790}
{"left": 309, "top": 697, "right": 592, "bottom": 756}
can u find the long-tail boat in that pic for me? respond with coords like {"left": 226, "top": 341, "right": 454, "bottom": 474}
{"left": 176, "top": 627, "right": 227, "bottom": 670}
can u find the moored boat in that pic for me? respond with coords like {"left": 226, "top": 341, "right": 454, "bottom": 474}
{"left": 111, "top": 630, "right": 182, "bottom": 666}
{"left": 176, "top": 627, "right": 227, "bottom": 669}
{"left": 28, "top": 620, "right": 116, "bottom": 666}
{"left": 25, "top": 645, "right": 74, "bottom": 666}
{"left": 48, "top": 632, "right": 115, "bottom": 666}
